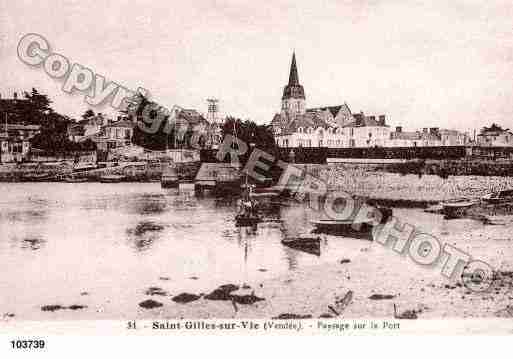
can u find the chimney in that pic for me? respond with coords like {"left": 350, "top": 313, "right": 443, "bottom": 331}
{"left": 396, "top": 126, "right": 402, "bottom": 133}
{"left": 378, "top": 115, "right": 386, "bottom": 126}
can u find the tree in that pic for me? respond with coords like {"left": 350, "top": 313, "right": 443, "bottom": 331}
{"left": 24, "top": 88, "right": 52, "bottom": 112}
{"left": 30, "top": 111, "right": 90, "bottom": 153}
{"left": 221, "top": 117, "right": 277, "bottom": 153}
{"left": 481, "top": 123, "right": 508, "bottom": 133}
{"left": 20, "top": 88, "right": 52, "bottom": 125}
{"left": 220, "top": 117, "right": 279, "bottom": 169}
{"left": 81, "top": 109, "right": 95, "bottom": 120}
{"left": 127, "top": 93, "right": 172, "bottom": 150}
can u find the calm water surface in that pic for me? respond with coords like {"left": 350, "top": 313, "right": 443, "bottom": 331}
{"left": 0, "top": 183, "right": 484, "bottom": 318}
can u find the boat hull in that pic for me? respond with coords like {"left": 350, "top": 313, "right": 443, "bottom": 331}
{"left": 281, "top": 237, "right": 321, "bottom": 256}
{"left": 21, "top": 174, "right": 52, "bottom": 182}
{"left": 441, "top": 201, "right": 475, "bottom": 219}
{"left": 63, "top": 178, "right": 88, "bottom": 183}
{"left": 311, "top": 220, "right": 374, "bottom": 239}
{"left": 310, "top": 207, "right": 392, "bottom": 240}
{"left": 99, "top": 176, "right": 126, "bottom": 183}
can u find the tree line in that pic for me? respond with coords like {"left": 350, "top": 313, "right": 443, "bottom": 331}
{"left": 2, "top": 88, "right": 96, "bottom": 153}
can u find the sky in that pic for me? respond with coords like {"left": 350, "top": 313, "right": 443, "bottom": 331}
{"left": 1, "top": 0, "right": 513, "bottom": 132}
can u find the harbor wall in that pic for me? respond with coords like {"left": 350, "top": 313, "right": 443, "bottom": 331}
{"left": 0, "top": 162, "right": 162, "bottom": 182}
{"left": 296, "top": 163, "right": 513, "bottom": 204}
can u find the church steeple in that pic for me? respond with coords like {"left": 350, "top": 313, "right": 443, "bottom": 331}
{"left": 288, "top": 52, "right": 300, "bottom": 85}
{"left": 282, "top": 52, "right": 305, "bottom": 100}
{"left": 281, "top": 52, "right": 306, "bottom": 117}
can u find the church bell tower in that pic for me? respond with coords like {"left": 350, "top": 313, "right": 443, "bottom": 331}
{"left": 281, "top": 52, "right": 306, "bottom": 118}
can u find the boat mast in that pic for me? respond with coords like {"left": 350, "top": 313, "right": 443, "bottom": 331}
{"left": 232, "top": 119, "right": 246, "bottom": 186}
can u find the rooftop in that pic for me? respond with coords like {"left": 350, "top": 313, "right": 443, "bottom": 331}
{"left": 105, "top": 119, "right": 136, "bottom": 128}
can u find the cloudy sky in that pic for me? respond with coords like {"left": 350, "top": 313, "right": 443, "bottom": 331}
{"left": 1, "top": 0, "right": 513, "bottom": 131}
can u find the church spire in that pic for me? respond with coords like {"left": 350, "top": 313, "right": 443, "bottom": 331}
{"left": 288, "top": 52, "right": 299, "bottom": 85}
{"left": 281, "top": 51, "right": 306, "bottom": 116}
{"left": 282, "top": 51, "right": 305, "bottom": 100}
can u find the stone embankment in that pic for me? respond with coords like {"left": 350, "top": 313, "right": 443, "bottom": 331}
{"left": 297, "top": 164, "right": 513, "bottom": 204}
{"left": 0, "top": 162, "right": 164, "bottom": 182}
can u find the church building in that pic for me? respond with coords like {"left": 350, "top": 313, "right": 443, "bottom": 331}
{"left": 271, "top": 53, "right": 390, "bottom": 148}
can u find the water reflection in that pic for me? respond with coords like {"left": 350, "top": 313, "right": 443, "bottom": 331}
{"left": 0, "top": 183, "right": 488, "bottom": 319}
{"left": 169, "top": 191, "right": 198, "bottom": 210}
{"left": 282, "top": 246, "right": 300, "bottom": 270}
{"left": 20, "top": 237, "right": 46, "bottom": 250}
{"left": 131, "top": 194, "right": 167, "bottom": 215}
{"left": 126, "top": 221, "right": 166, "bottom": 252}
{"left": 2, "top": 209, "right": 48, "bottom": 224}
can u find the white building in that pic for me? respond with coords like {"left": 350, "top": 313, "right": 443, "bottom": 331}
{"left": 271, "top": 53, "right": 390, "bottom": 148}
{"left": 0, "top": 124, "right": 40, "bottom": 162}
{"left": 476, "top": 124, "right": 513, "bottom": 147}
{"left": 388, "top": 127, "right": 470, "bottom": 147}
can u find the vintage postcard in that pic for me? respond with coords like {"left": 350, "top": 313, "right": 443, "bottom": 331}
{"left": 1, "top": 0, "right": 513, "bottom": 351}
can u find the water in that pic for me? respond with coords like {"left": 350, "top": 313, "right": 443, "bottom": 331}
{"left": 0, "top": 183, "right": 484, "bottom": 319}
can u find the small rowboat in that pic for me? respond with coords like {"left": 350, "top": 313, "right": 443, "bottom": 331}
{"left": 281, "top": 236, "right": 321, "bottom": 256}
{"left": 440, "top": 199, "right": 476, "bottom": 219}
{"left": 481, "top": 189, "right": 513, "bottom": 204}
{"left": 63, "top": 176, "right": 88, "bottom": 183}
{"left": 22, "top": 172, "right": 52, "bottom": 182}
{"left": 311, "top": 219, "right": 375, "bottom": 239}
{"left": 99, "top": 174, "right": 126, "bottom": 183}
{"left": 310, "top": 207, "right": 392, "bottom": 240}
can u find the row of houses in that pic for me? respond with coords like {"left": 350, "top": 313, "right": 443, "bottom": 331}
{"left": 272, "top": 53, "right": 512, "bottom": 150}
{"left": 274, "top": 114, "right": 511, "bottom": 149}
{"left": 69, "top": 109, "right": 222, "bottom": 155}
{"left": 68, "top": 114, "right": 136, "bottom": 152}
{"left": 273, "top": 116, "right": 472, "bottom": 149}
{"left": 0, "top": 124, "right": 41, "bottom": 163}
{"left": 0, "top": 91, "right": 224, "bottom": 163}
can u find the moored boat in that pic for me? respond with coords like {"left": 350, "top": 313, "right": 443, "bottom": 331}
{"left": 482, "top": 215, "right": 513, "bottom": 225}
{"left": 481, "top": 189, "right": 513, "bottom": 204}
{"left": 21, "top": 172, "right": 52, "bottom": 182}
{"left": 235, "top": 184, "right": 261, "bottom": 227}
{"left": 99, "top": 174, "right": 126, "bottom": 183}
{"left": 63, "top": 176, "right": 88, "bottom": 183}
{"left": 281, "top": 235, "right": 321, "bottom": 256}
{"left": 440, "top": 199, "right": 476, "bottom": 219}
{"left": 311, "top": 219, "right": 375, "bottom": 239}
{"left": 310, "top": 206, "right": 392, "bottom": 240}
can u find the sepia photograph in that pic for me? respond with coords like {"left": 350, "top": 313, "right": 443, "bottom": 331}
{"left": 1, "top": 0, "right": 513, "bottom": 348}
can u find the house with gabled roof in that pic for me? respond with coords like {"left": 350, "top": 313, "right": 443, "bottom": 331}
{"left": 476, "top": 124, "right": 513, "bottom": 147}
{"left": 271, "top": 52, "right": 389, "bottom": 148}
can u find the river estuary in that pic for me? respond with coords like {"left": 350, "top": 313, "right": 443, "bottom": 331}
{"left": 0, "top": 183, "right": 486, "bottom": 319}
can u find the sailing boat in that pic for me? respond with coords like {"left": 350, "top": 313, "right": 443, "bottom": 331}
{"left": 234, "top": 123, "right": 261, "bottom": 227}
{"left": 235, "top": 185, "right": 261, "bottom": 227}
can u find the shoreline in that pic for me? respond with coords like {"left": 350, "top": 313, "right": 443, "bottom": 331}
{"left": 4, "top": 218, "right": 511, "bottom": 321}
{"left": 142, "top": 221, "right": 513, "bottom": 320}
{"left": 3, "top": 162, "right": 513, "bottom": 203}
